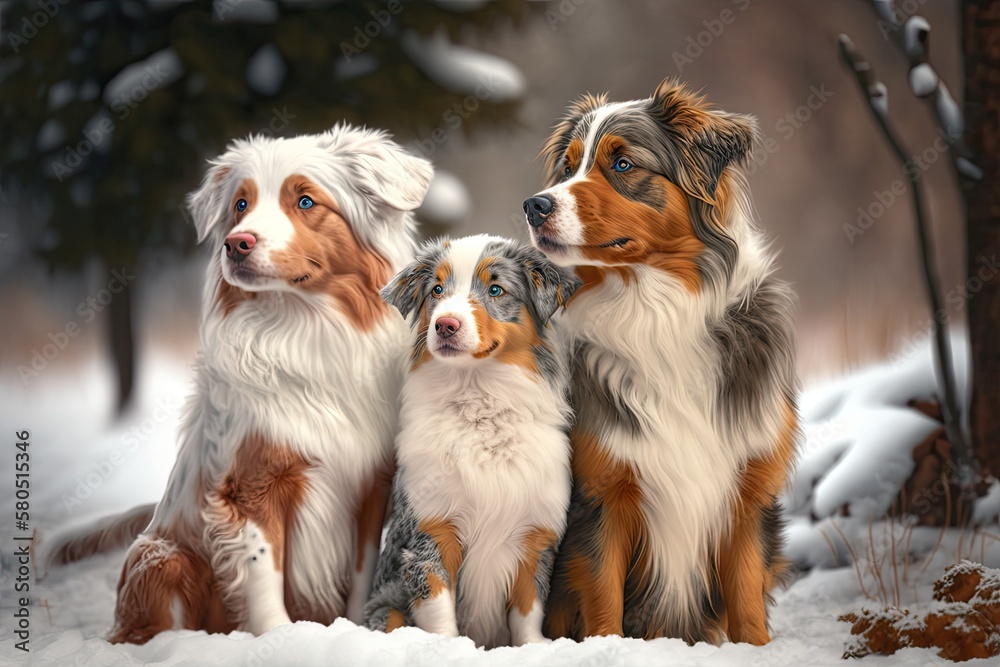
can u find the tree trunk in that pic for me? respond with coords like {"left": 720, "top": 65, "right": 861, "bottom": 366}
{"left": 108, "top": 276, "right": 136, "bottom": 415}
{"left": 963, "top": 1, "right": 1000, "bottom": 478}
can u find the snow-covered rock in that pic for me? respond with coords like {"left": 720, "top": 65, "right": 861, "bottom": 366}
{"left": 789, "top": 329, "right": 970, "bottom": 524}
{"left": 841, "top": 560, "right": 1000, "bottom": 661}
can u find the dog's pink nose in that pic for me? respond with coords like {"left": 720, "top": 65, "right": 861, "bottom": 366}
{"left": 224, "top": 233, "right": 256, "bottom": 260}
{"left": 435, "top": 317, "right": 461, "bottom": 339}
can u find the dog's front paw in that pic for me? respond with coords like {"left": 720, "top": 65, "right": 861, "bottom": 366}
{"left": 242, "top": 522, "right": 294, "bottom": 635}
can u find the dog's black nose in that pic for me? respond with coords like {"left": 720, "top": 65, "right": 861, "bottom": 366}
{"left": 523, "top": 195, "right": 554, "bottom": 228}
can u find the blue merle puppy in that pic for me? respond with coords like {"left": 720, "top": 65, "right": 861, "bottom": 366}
{"left": 364, "top": 234, "right": 580, "bottom": 648}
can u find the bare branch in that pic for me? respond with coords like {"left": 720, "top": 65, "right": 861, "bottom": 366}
{"left": 838, "top": 34, "right": 978, "bottom": 500}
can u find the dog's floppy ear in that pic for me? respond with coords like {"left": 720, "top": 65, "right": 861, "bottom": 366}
{"left": 540, "top": 92, "right": 609, "bottom": 187}
{"left": 649, "top": 78, "right": 759, "bottom": 202}
{"left": 380, "top": 241, "right": 444, "bottom": 321}
{"left": 513, "top": 244, "right": 582, "bottom": 325}
{"left": 355, "top": 137, "right": 434, "bottom": 212}
{"left": 186, "top": 159, "right": 234, "bottom": 244}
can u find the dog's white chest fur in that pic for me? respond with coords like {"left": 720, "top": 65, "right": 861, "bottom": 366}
{"left": 397, "top": 361, "right": 571, "bottom": 647}
{"left": 565, "top": 266, "right": 752, "bottom": 624}
{"left": 153, "top": 293, "right": 409, "bottom": 617}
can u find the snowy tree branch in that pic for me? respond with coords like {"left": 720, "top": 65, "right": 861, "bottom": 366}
{"left": 866, "top": 0, "right": 982, "bottom": 180}
{"left": 838, "top": 34, "right": 978, "bottom": 497}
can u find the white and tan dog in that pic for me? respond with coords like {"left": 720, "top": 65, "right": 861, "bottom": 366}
{"left": 364, "top": 235, "right": 580, "bottom": 648}
{"left": 42, "top": 124, "right": 432, "bottom": 644}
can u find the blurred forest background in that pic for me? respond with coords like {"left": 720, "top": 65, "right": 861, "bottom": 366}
{"left": 0, "top": 1, "right": 991, "bottom": 435}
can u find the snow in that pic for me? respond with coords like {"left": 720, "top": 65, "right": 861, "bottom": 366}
{"left": 78, "top": 80, "right": 100, "bottom": 102}
{"left": 212, "top": 0, "right": 279, "bottom": 24}
{"left": 79, "top": 3, "right": 111, "bottom": 22}
{"left": 46, "top": 82, "right": 75, "bottom": 112}
{"left": 903, "top": 16, "right": 930, "bottom": 61}
{"left": 908, "top": 63, "right": 938, "bottom": 98}
{"left": 780, "top": 326, "right": 1000, "bottom": 577}
{"left": 3, "top": 331, "right": 999, "bottom": 664}
{"left": 869, "top": 80, "right": 889, "bottom": 119}
{"left": 334, "top": 54, "right": 380, "bottom": 82}
{"left": 810, "top": 406, "right": 936, "bottom": 519}
{"left": 82, "top": 110, "right": 116, "bottom": 155}
{"left": 9, "top": 557, "right": 985, "bottom": 666}
{"left": 69, "top": 180, "right": 93, "bottom": 208}
{"left": 935, "top": 85, "right": 964, "bottom": 142}
{"left": 957, "top": 157, "right": 984, "bottom": 181}
{"left": 432, "top": 0, "right": 491, "bottom": 11}
{"left": 416, "top": 170, "right": 472, "bottom": 228}
{"left": 872, "top": 0, "right": 898, "bottom": 25}
{"left": 972, "top": 481, "right": 1000, "bottom": 526}
{"left": 246, "top": 44, "right": 287, "bottom": 96}
{"left": 102, "top": 49, "right": 183, "bottom": 107}
{"left": 401, "top": 29, "right": 526, "bottom": 103}
{"left": 36, "top": 121, "right": 65, "bottom": 153}
{"left": 2, "top": 354, "right": 183, "bottom": 525}
{"left": 940, "top": 559, "right": 1000, "bottom": 605}
{"left": 787, "top": 329, "right": 971, "bottom": 524}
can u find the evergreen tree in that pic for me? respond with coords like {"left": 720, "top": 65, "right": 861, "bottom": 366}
{"left": 1, "top": 0, "right": 529, "bottom": 412}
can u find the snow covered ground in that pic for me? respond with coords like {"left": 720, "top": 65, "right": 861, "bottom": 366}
{"left": 2, "top": 336, "right": 999, "bottom": 665}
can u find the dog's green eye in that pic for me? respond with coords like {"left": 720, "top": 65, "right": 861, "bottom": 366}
{"left": 488, "top": 285, "right": 504, "bottom": 298}
{"left": 563, "top": 166, "right": 572, "bottom": 178}
{"left": 432, "top": 285, "right": 444, "bottom": 296}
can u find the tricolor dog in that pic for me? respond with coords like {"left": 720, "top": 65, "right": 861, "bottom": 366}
{"left": 365, "top": 235, "right": 580, "bottom": 648}
{"left": 523, "top": 79, "right": 799, "bottom": 645}
{"left": 42, "top": 125, "right": 432, "bottom": 643}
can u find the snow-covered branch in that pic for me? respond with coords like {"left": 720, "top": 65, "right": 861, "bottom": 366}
{"left": 867, "top": 0, "right": 982, "bottom": 179}
{"left": 838, "top": 34, "right": 978, "bottom": 498}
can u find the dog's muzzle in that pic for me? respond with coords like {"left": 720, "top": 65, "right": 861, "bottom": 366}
{"left": 523, "top": 195, "right": 554, "bottom": 229}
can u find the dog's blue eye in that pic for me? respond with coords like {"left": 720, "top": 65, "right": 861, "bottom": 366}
{"left": 432, "top": 285, "right": 444, "bottom": 296}
{"left": 613, "top": 158, "right": 633, "bottom": 173}
{"left": 298, "top": 195, "right": 314, "bottom": 209}
{"left": 488, "top": 285, "right": 504, "bottom": 298}
{"left": 236, "top": 198, "right": 248, "bottom": 212}
{"left": 563, "top": 165, "right": 572, "bottom": 178}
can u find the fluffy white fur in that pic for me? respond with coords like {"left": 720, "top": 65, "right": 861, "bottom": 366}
{"left": 157, "top": 125, "right": 429, "bottom": 630}
{"left": 395, "top": 236, "right": 573, "bottom": 648}
{"left": 398, "top": 360, "right": 571, "bottom": 647}
{"left": 41, "top": 125, "right": 432, "bottom": 640}
{"left": 163, "top": 290, "right": 410, "bottom": 627}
